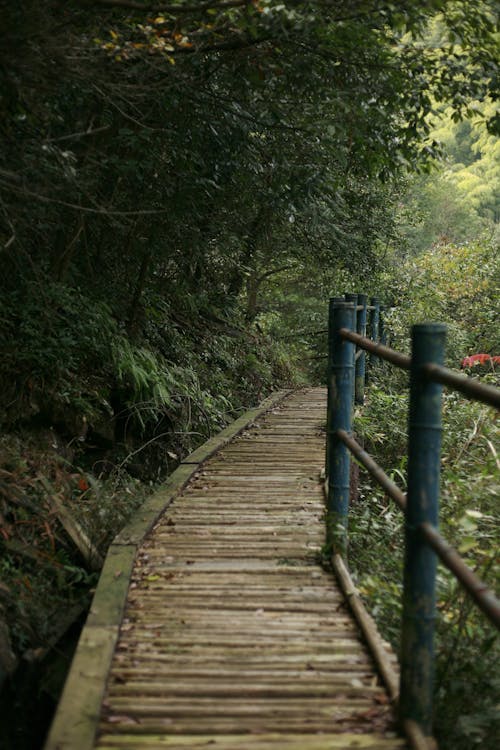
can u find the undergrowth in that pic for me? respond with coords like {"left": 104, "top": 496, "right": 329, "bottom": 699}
{"left": 350, "top": 367, "right": 499, "bottom": 749}
{"left": 0, "top": 285, "right": 306, "bottom": 683}
{"left": 0, "top": 433, "right": 150, "bottom": 657}
{"left": 0, "top": 281, "right": 303, "bottom": 452}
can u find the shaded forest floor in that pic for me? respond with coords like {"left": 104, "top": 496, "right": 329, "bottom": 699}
{"left": 0, "top": 318, "right": 307, "bottom": 749}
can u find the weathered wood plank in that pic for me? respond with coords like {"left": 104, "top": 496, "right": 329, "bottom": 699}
{"left": 102, "top": 697, "right": 380, "bottom": 714}
{"left": 44, "top": 391, "right": 298, "bottom": 750}
{"left": 107, "top": 681, "right": 385, "bottom": 697}
{"left": 97, "top": 734, "right": 406, "bottom": 749}
{"left": 110, "top": 669, "right": 377, "bottom": 684}
{"left": 96, "top": 717, "right": 398, "bottom": 735}
{"left": 180, "top": 391, "right": 292, "bottom": 465}
{"left": 46, "top": 387, "right": 411, "bottom": 750}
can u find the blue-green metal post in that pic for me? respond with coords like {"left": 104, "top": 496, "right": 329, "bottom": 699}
{"left": 345, "top": 294, "right": 358, "bottom": 405}
{"left": 355, "top": 294, "right": 367, "bottom": 404}
{"left": 368, "top": 297, "right": 380, "bottom": 374}
{"left": 326, "top": 297, "right": 346, "bottom": 477}
{"left": 326, "top": 301, "right": 356, "bottom": 558}
{"left": 400, "top": 323, "right": 446, "bottom": 736}
{"left": 380, "top": 305, "right": 387, "bottom": 347}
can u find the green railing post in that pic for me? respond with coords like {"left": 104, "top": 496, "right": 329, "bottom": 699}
{"left": 380, "top": 305, "right": 387, "bottom": 347}
{"left": 345, "top": 294, "right": 358, "bottom": 406}
{"left": 326, "top": 300, "right": 356, "bottom": 558}
{"left": 326, "top": 296, "right": 346, "bottom": 477}
{"left": 355, "top": 294, "right": 368, "bottom": 404}
{"left": 400, "top": 323, "right": 446, "bottom": 736}
{"left": 369, "top": 297, "right": 380, "bottom": 369}
{"left": 344, "top": 293, "right": 358, "bottom": 305}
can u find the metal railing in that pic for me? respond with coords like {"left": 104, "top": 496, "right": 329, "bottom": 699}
{"left": 325, "top": 295, "right": 500, "bottom": 741}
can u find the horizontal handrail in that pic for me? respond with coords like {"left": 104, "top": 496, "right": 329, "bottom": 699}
{"left": 340, "top": 329, "right": 500, "bottom": 409}
{"left": 336, "top": 429, "right": 500, "bottom": 629}
{"left": 419, "top": 521, "right": 500, "bottom": 627}
{"left": 423, "top": 362, "right": 500, "bottom": 409}
{"left": 353, "top": 303, "right": 376, "bottom": 311}
{"left": 336, "top": 429, "right": 406, "bottom": 511}
{"left": 339, "top": 328, "right": 411, "bottom": 369}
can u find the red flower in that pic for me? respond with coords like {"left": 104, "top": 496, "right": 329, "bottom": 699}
{"left": 461, "top": 353, "right": 498, "bottom": 368}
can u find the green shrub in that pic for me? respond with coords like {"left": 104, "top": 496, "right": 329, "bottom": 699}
{"left": 0, "top": 281, "right": 117, "bottom": 425}
{"left": 350, "top": 367, "right": 499, "bottom": 750}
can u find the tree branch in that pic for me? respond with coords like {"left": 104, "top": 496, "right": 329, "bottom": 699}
{"left": 0, "top": 182, "right": 172, "bottom": 217}
{"left": 257, "top": 264, "right": 295, "bottom": 284}
{"left": 88, "top": 0, "right": 249, "bottom": 13}
{"left": 46, "top": 126, "right": 110, "bottom": 143}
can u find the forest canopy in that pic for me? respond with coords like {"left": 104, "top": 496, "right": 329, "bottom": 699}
{"left": 1, "top": 1, "right": 498, "bottom": 428}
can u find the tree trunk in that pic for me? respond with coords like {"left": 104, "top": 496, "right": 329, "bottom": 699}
{"left": 127, "top": 248, "right": 152, "bottom": 336}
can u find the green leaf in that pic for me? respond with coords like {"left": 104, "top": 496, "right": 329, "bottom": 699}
{"left": 458, "top": 536, "right": 479, "bottom": 553}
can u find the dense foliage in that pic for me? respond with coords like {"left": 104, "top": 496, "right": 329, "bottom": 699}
{"left": 350, "top": 237, "right": 499, "bottom": 749}
{"left": 1, "top": 1, "right": 498, "bottom": 436}
{"left": 398, "top": 97, "right": 499, "bottom": 253}
{"left": 0, "top": 1, "right": 498, "bottom": 748}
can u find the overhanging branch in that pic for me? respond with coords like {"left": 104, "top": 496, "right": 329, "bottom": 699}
{"left": 88, "top": 0, "right": 249, "bottom": 13}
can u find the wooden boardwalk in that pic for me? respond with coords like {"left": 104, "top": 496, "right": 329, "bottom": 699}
{"left": 46, "top": 388, "right": 406, "bottom": 750}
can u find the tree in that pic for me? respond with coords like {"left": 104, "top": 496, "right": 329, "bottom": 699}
{"left": 0, "top": 0, "right": 498, "bottom": 430}
{"left": 432, "top": 100, "right": 500, "bottom": 223}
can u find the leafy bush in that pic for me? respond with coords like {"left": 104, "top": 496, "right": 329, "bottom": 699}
{"left": 0, "top": 281, "right": 117, "bottom": 426}
{"left": 350, "top": 365, "right": 499, "bottom": 750}
{"left": 0, "top": 432, "right": 151, "bottom": 659}
{"left": 381, "top": 238, "right": 500, "bottom": 362}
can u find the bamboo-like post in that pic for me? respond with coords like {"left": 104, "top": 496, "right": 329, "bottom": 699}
{"left": 344, "top": 293, "right": 358, "bottom": 305}
{"left": 400, "top": 323, "right": 446, "bottom": 736}
{"left": 380, "top": 305, "right": 387, "bottom": 346}
{"left": 345, "top": 294, "right": 358, "bottom": 405}
{"left": 367, "top": 297, "right": 380, "bottom": 379}
{"left": 355, "top": 294, "right": 368, "bottom": 404}
{"left": 326, "top": 300, "right": 356, "bottom": 558}
{"left": 326, "top": 296, "right": 346, "bottom": 477}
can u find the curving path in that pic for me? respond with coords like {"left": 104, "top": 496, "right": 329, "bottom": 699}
{"left": 46, "top": 388, "right": 406, "bottom": 750}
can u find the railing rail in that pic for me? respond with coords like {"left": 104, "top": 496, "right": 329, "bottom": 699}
{"left": 336, "top": 428, "right": 500, "bottom": 627}
{"left": 340, "top": 327, "right": 411, "bottom": 369}
{"left": 325, "top": 294, "right": 500, "bottom": 742}
{"left": 340, "top": 328, "right": 500, "bottom": 408}
{"left": 422, "top": 361, "right": 500, "bottom": 409}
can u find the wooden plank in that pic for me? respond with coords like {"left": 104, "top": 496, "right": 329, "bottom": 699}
{"left": 103, "top": 698, "right": 379, "bottom": 715}
{"left": 110, "top": 653, "right": 374, "bottom": 667}
{"left": 96, "top": 734, "right": 406, "bottom": 749}
{"left": 96, "top": 718, "right": 397, "bottom": 734}
{"left": 85, "top": 546, "right": 137, "bottom": 628}
{"left": 46, "top": 387, "right": 412, "bottom": 750}
{"left": 50, "top": 493, "right": 104, "bottom": 570}
{"left": 107, "top": 682, "right": 384, "bottom": 698}
{"left": 44, "top": 391, "right": 298, "bottom": 750}
{"left": 180, "top": 391, "right": 292, "bottom": 464}
{"left": 110, "top": 663, "right": 378, "bottom": 688}
{"left": 112, "top": 634, "right": 363, "bottom": 648}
